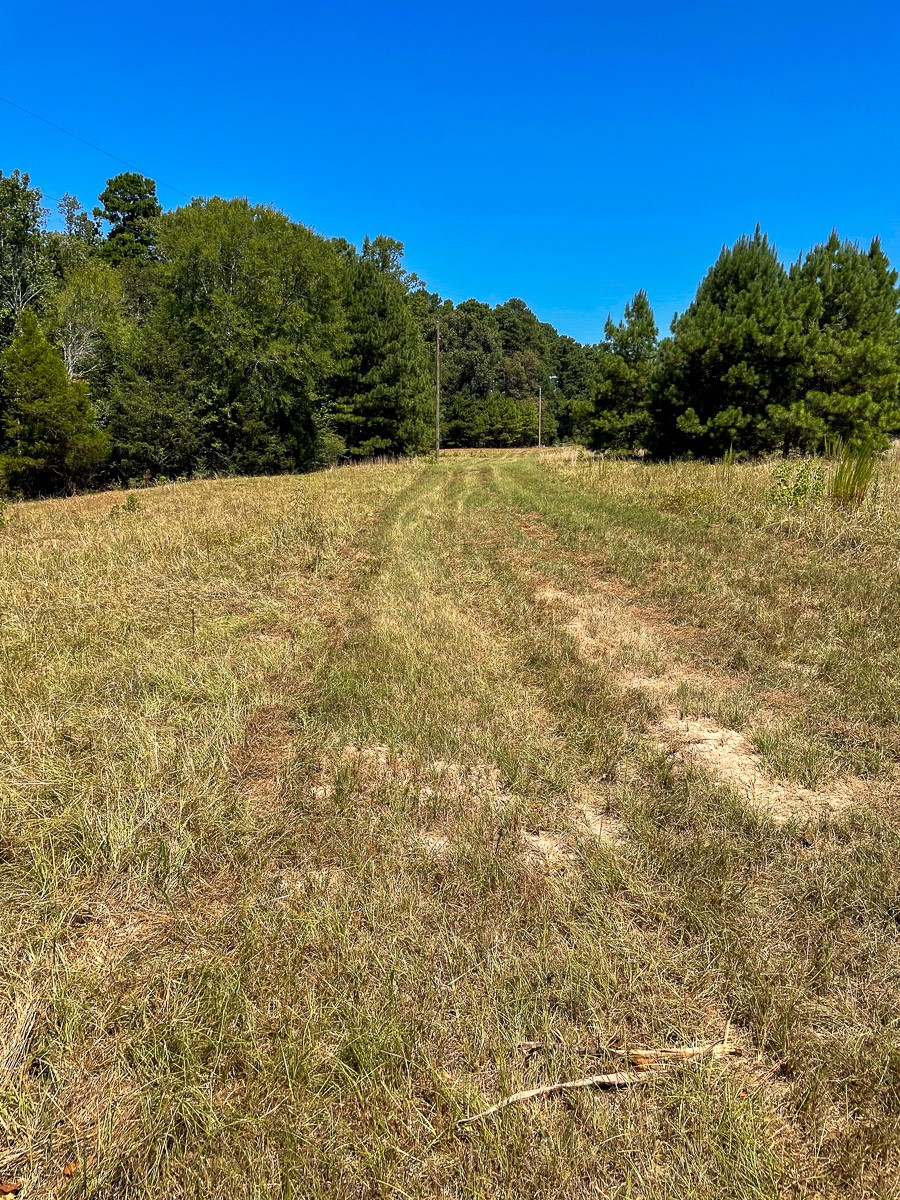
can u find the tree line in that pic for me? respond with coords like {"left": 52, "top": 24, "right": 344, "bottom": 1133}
{"left": 1, "top": 167, "right": 898, "bottom": 497}
{"left": 0, "top": 170, "right": 439, "bottom": 496}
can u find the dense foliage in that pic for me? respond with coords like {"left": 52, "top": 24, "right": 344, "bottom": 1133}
{"left": 650, "top": 228, "right": 900, "bottom": 457}
{"left": 0, "top": 310, "right": 108, "bottom": 493}
{"left": 1, "top": 167, "right": 898, "bottom": 496}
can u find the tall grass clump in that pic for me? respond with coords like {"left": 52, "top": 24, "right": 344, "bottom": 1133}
{"left": 829, "top": 439, "right": 878, "bottom": 506}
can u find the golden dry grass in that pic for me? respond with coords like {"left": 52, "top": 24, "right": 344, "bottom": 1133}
{"left": 0, "top": 451, "right": 897, "bottom": 1198}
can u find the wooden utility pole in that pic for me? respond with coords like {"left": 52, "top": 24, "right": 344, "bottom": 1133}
{"left": 435, "top": 323, "right": 441, "bottom": 459}
{"left": 538, "top": 384, "right": 542, "bottom": 449}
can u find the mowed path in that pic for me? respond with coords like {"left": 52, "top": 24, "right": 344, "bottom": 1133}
{"left": 1, "top": 453, "right": 896, "bottom": 1199}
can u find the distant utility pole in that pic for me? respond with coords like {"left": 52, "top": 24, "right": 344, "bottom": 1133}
{"left": 435, "top": 323, "right": 441, "bottom": 459}
{"left": 539, "top": 374, "right": 557, "bottom": 451}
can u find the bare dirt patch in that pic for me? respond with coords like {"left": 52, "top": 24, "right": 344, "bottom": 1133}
{"left": 577, "top": 799, "right": 625, "bottom": 842}
{"left": 412, "top": 830, "right": 452, "bottom": 857}
{"left": 66, "top": 884, "right": 173, "bottom": 970}
{"left": 655, "top": 713, "right": 852, "bottom": 820}
{"left": 521, "top": 828, "right": 573, "bottom": 868}
{"left": 538, "top": 586, "right": 858, "bottom": 820}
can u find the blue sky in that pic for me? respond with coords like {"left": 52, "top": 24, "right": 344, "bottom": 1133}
{"left": 3, "top": 0, "right": 899, "bottom": 342}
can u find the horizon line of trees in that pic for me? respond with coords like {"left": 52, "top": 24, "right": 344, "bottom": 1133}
{"left": 1, "top": 166, "right": 898, "bottom": 498}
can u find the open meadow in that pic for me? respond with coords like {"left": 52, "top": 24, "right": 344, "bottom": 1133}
{"left": 1, "top": 449, "right": 898, "bottom": 1198}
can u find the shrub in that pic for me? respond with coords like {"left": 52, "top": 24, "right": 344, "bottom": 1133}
{"left": 772, "top": 457, "right": 826, "bottom": 506}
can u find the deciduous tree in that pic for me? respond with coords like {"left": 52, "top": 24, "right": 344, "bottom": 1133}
{"left": 0, "top": 171, "right": 51, "bottom": 345}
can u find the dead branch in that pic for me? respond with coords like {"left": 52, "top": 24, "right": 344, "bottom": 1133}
{"left": 615, "top": 1040, "right": 741, "bottom": 1068}
{"left": 458, "top": 1069, "right": 649, "bottom": 1124}
{"left": 519, "top": 1037, "right": 740, "bottom": 1067}
{"left": 460, "top": 1038, "right": 740, "bottom": 1125}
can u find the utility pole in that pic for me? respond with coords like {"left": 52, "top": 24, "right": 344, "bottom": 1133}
{"left": 435, "top": 323, "right": 441, "bottom": 460}
{"left": 539, "top": 375, "right": 556, "bottom": 451}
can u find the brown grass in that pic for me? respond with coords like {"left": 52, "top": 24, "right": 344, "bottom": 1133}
{"left": 0, "top": 452, "right": 897, "bottom": 1197}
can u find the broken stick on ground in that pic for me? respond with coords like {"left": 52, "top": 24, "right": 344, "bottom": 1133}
{"left": 459, "top": 1037, "right": 741, "bottom": 1125}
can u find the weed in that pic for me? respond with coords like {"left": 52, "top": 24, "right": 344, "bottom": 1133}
{"left": 109, "top": 491, "right": 143, "bottom": 517}
{"left": 771, "top": 457, "right": 826, "bottom": 506}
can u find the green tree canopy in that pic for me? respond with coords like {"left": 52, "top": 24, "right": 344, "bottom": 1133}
{"left": 0, "top": 310, "right": 108, "bottom": 495}
{"left": 332, "top": 240, "right": 431, "bottom": 457}
{"left": 585, "top": 290, "right": 658, "bottom": 451}
{"left": 411, "top": 296, "right": 568, "bottom": 449}
{"left": 552, "top": 336, "right": 594, "bottom": 441}
{"left": 47, "top": 256, "right": 125, "bottom": 381}
{"left": 94, "top": 173, "right": 162, "bottom": 265}
{"left": 5, "top": 158, "right": 900, "bottom": 489}
{"left": 141, "top": 196, "right": 346, "bottom": 475}
{"left": 653, "top": 229, "right": 809, "bottom": 457}
{"left": 0, "top": 170, "right": 51, "bottom": 345}
{"left": 789, "top": 232, "right": 900, "bottom": 447}
{"left": 442, "top": 300, "right": 504, "bottom": 402}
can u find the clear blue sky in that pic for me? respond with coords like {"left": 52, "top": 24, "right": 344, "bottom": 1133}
{"left": 3, "top": 0, "right": 899, "bottom": 343}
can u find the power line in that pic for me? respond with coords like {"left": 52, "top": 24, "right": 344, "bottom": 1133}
{"left": 0, "top": 94, "right": 191, "bottom": 199}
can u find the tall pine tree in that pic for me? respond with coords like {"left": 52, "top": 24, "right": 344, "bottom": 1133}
{"left": 332, "top": 240, "right": 431, "bottom": 456}
{"left": 94, "top": 173, "right": 162, "bottom": 266}
{"left": 653, "top": 228, "right": 808, "bottom": 456}
{"left": 587, "top": 290, "right": 658, "bottom": 451}
{"left": 789, "top": 232, "right": 900, "bottom": 447}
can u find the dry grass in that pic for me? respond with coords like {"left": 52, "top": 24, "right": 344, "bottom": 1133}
{"left": 0, "top": 451, "right": 897, "bottom": 1197}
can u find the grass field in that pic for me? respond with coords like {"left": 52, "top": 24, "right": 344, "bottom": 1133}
{"left": 1, "top": 449, "right": 898, "bottom": 1198}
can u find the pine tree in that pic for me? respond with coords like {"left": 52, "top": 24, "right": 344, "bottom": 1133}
{"left": 788, "top": 232, "right": 900, "bottom": 447}
{"left": 332, "top": 245, "right": 430, "bottom": 456}
{"left": 0, "top": 311, "right": 108, "bottom": 495}
{"left": 653, "top": 228, "right": 808, "bottom": 457}
{"left": 442, "top": 389, "right": 484, "bottom": 447}
{"left": 94, "top": 173, "right": 162, "bottom": 265}
{"left": 588, "top": 290, "right": 658, "bottom": 451}
{"left": 479, "top": 391, "right": 524, "bottom": 447}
